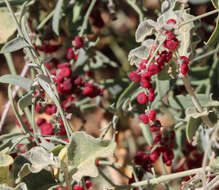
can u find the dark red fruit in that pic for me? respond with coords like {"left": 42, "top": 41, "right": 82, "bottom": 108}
{"left": 137, "top": 92, "right": 148, "bottom": 104}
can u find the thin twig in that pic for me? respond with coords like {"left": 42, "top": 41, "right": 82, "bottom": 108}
{"left": 126, "top": 0, "right": 144, "bottom": 23}
{"left": 79, "top": 0, "right": 97, "bottom": 36}
{"left": 179, "top": 9, "right": 219, "bottom": 27}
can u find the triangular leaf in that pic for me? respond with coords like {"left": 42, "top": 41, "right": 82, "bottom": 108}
{"left": 67, "top": 132, "right": 116, "bottom": 181}
{"left": 186, "top": 116, "right": 202, "bottom": 143}
{"left": 0, "top": 74, "right": 32, "bottom": 89}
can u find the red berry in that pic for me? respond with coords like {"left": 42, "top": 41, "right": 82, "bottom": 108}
{"left": 40, "top": 122, "right": 53, "bottom": 135}
{"left": 150, "top": 149, "right": 160, "bottom": 162}
{"left": 167, "top": 19, "right": 176, "bottom": 25}
{"left": 63, "top": 79, "right": 73, "bottom": 91}
{"left": 153, "top": 134, "right": 162, "bottom": 144}
{"left": 59, "top": 67, "right": 72, "bottom": 78}
{"left": 148, "top": 91, "right": 155, "bottom": 102}
{"left": 66, "top": 48, "right": 75, "bottom": 60}
{"left": 134, "top": 152, "right": 147, "bottom": 166}
{"left": 83, "top": 86, "right": 94, "bottom": 97}
{"left": 73, "top": 185, "right": 84, "bottom": 190}
{"left": 137, "top": 92, "right": 148, "bottom": 104}
{"left": 180, "top": 63, "right": 189, "bottom": 75}
{"left": 179, "top": 56, "right": 190, "bottom": 65}
{"left": 57, "top": 62, "right": 71, "bottom": 69}
{"left": 140, "top": 78, "right": 151, "bottom": 89}
{"left": 148, "top": 63, "right": 159, "bottom": 76}
{"left": 165, "top": 31, "right": 176, "bottom": 40}
{"left": 74, "top": 76, "right": 84, "bottom": 86}
{"left": 73, "top": 36, "right": 84, "bottom": 49}
{"left": 140, "top": 59, "right": 148, "bottom": 70}
{"left": 164, "top": 39, "right": 179, "bottom": 50}
{"left": 85, "top": 180, "right": 92, "bottom": 189}
{"left": 45, "top": 104, "right": 57, "bottom": 115}
{"left": 36, "top": 118, "right": 46, "bottom": 126}
{"left": 95, "top": 159, "right": 99, "bottom": 166}
{"left": 139, "top": 114, "right": 149, "bottom": 124}
{"left": 129, "top": 71, "right": 141, "bottom": 83}
{"left": 149, "top": 110, "right": 157, "bottom": 121}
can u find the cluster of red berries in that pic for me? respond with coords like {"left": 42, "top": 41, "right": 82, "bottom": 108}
{"left": 127, "top": 19, "right": 192, "bottom": 184}
{"left": 33, "top": 36, "right": 103, "bottom": 137}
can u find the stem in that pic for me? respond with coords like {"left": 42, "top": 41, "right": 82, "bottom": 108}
{"left": 179, "top": 9, "right": 219, "bottom": 27}
{"left": 37, "top": 10, "right": 55, "bottom": 30}
{"left": 79, "top": 0, "right": 96, "bottom": 36}
{"left": 8, "top": 85, "right": 32, "bottom": 136}
{"left": 182, "top": 75, "right": 214, "bottom": 127}
{"left": 126, "top": 0, "right": 144, "bottom": 23}
{"left": 31, "top": 101, "right": 40, "bottom": 145}
{"left": 147, "top": 37, "right": 165, "bottom": 67}
{"left": 207, "top": 175, "right": 219, "bottom": 189}
{"left": 98, "top": 164, "right": 211, "bottom": 189}
{"left": 190, "top": 48, "right": 219, "bottom": 65}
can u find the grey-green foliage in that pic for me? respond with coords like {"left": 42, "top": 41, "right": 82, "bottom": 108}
{"left": 67, "top": 131, "right": 116, "bottom": 181}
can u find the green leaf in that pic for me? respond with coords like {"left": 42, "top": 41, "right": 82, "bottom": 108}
{"left": 135, "top": 19, "right": 156, "bottom": 42}
{"left": 18, "top": 146, "right": 59, "bottom": 176}
{"left": 0, "top": 148, "right": 14, "bottom": 185}
{"left": 37, "top": 74, "right": 54, "bottom": 99}
{"left": 186, "top": 116, "right": 202, "bottom": 143}
{"left": 67, "top": 132, "right": 116, "bottom": 181}
{"left": 1, "top": 37, "right": 29, "bottom": 53}
{"left": 18, "top": 90, "right": 33, "bottom": 110}
{"left": 156, "top": 78, "right": 169, "bottom": 99}
{"left": 168, "top": 94, "right": 209, "bottom": 110}
{"left": 13, "top": 147, "right": 58, "bottom": 189}
{"left": 52, "top": 0, "right": 64, "bottom": 35}
{"left": 0, "top": 74, "right": 32, "bottom": 89}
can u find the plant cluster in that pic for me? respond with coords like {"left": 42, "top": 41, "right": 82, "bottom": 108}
{"left": 0, "top": 0, "right": 219, "bottom": 190}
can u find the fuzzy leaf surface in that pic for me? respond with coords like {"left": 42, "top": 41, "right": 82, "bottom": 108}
{"left": 67, "top": 132, "right": 116, "bottom": 181}
{"left": 0, "top": 74, "right": 32, "bottom": 89}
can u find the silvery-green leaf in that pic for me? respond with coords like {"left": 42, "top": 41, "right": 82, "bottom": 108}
{"left": 67, "top": 132, "right": 116, "bottom": 181}
{"left": 135, "top": 19, "right": 157, "bottom": 42}
{"left": 0, "top": 74, "right": 33, "bottom": 89}
{"left": 1, "top": 37, "right": 30, "bottom": 53}
{"left": 141, "top": 39, "right": 155, "bottom": 47}
{"left": 157, "top": 10, "right": 178, "bottom": 26}
{"left": 128, "top": 45, "right": 149, "bottom": 62}
{"left": 52, "top": 0, "right": 64, "bottom": 35}
{"left": 175, "top": 11, "right": 195, "bottom": 56}
{"left": 16, "top": 146, "right": 59, "bottom": 181}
